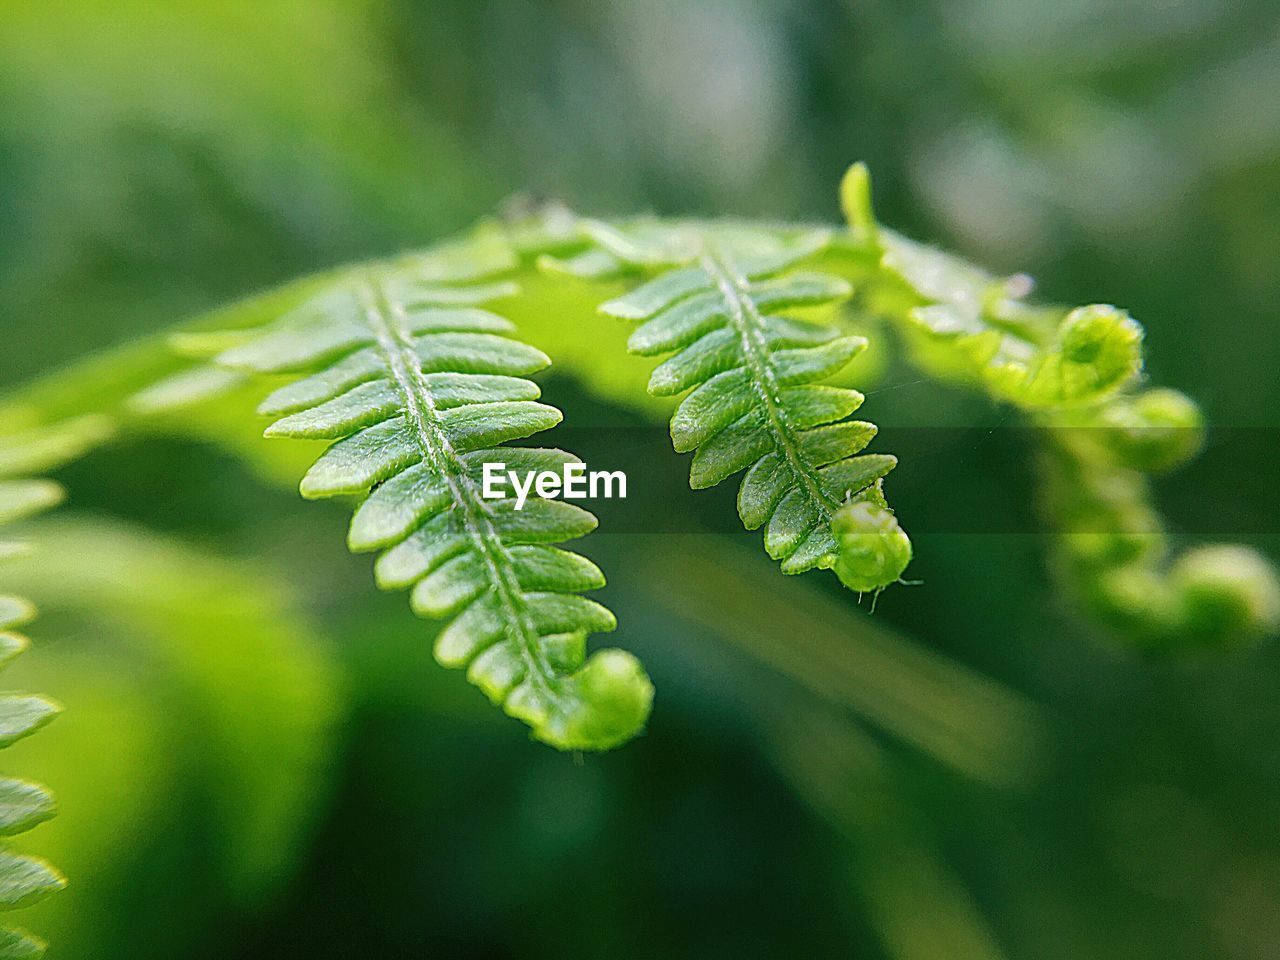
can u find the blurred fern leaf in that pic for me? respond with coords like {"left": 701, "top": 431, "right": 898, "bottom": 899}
{"left": 0, "top": 424, "right": 96, "bottom": 956}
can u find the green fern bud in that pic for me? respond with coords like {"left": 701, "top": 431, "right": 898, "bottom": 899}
{"left": 1056, "top": 304, "right": 1144, "bottom": 394}
{"left": 839, "top": 162, "right": 879, "bottom": 247}
{"left": 1171, "top": 545, "right": 1280, "bottom": 649}
{"left": 1082, "top": 566, "right": 1178, "bottom": 639}
{"left": 1093, "top": 388, "right": 1205, "bottom": 473}
{"left": 832, "top": 500, "right": 912, "bottom": 593}
{"left": 985, "top": 303, "right": 1143, "bottom": 407}
{"left": 538, "top": 648, "right": 655, "bottom": 752}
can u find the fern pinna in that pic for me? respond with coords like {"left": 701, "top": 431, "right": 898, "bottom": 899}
{"left": 203, "top": 258, "right": 653, "bottom": 751}
{"left": 0, "top": 423, "right": 90, "bottom": 958}
{"left": 588, "top": 225, "right": 911, "bottom": 592}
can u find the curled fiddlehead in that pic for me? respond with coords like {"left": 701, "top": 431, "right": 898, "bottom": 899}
{"left": 1039, "top": 390, "right": 1279, "bottom": 650}
{"left": 838, "top": 165, "right": 1144, "bottom": 411}
{"left": 836, "top": 164, "right": 1279, "bottom": 648}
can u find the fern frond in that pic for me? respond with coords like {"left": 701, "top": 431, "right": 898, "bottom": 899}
{"left": 9, "top": 166, "right": 1271, "bottom": 658}
{"left": 1040, "top": 389, "right": 1280, "bottom": 649}
{"left": 0, "top": 426, "right": 84, "bottom": 958}
{"left": 595, "top": 227, "right": 907, "bottom": 589}
{"left": 195, "top": 256, "right": 652, "bottom": 751}
{"left": 836, "top": 164, "right": 1278, "bottom": 648}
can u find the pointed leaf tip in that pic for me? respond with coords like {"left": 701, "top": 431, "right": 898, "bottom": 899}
{"left": 839, "top": 162, "right": 878, "bottom": 244}
{"left": 535, "top": 648, "right": 655, "bottom": 752}
{"left": 833, "top": 500, "right": 912, "bottom": 593}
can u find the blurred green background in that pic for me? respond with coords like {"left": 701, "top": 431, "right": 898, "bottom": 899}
{"left": 1, "top": 1, "right": 1279, "bottom": 957}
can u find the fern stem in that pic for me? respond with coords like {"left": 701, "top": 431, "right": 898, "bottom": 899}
{"left": 699, "top": 247, "right": 842, "bottom": 518}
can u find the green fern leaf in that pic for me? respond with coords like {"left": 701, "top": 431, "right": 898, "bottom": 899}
{"left": 838, "top": 164, "right": 1278, "bottom": 648}
{"left": 0, "top": 603, "right": 33, "bottom": 635}
{"left": 0, "top": 428, "right": 75, "bottom": 958}
{"left": 598, "top": 232, "right": 905, "bottom": 587}
{"left": 0, "top": 852, "right": 61, "bottom": 912}
{"left": 0, "top": 486, "right": 61, "bottom": 530}
{"left": 0, "top": 419, "right": 111, "bottom": 479}
{"left": 0, "top": 778, "right": 56, "bottom": 838}
{"left": 202, "top": 263, "right": 652, "bottom": 751}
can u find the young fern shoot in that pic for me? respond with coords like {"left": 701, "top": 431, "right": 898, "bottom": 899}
{"left": 836, "top": 165, "right": 1280, "bottom": 648}
{"left": 130, "top": 166, "right": 1276, "bottom": 652}
{"left": 11, "top": 162, "right": 1268, "bottom": 784}
{"left": 0, "top": 164, "right": 1269, "bottom": 960}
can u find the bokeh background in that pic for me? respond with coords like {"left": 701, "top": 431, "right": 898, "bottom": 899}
{"left": 1, "top": 1, "right": 1278, "bottom": 958}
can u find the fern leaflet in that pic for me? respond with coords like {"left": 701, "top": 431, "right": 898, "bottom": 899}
{"left": 594, "top": 228, "right": 908, "bottom": 589}
{"left": 0, "top": 423, "right": 89, "bottom": 957}
{"left": 199, "top": 258, "right": 653, "bottom": 751}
